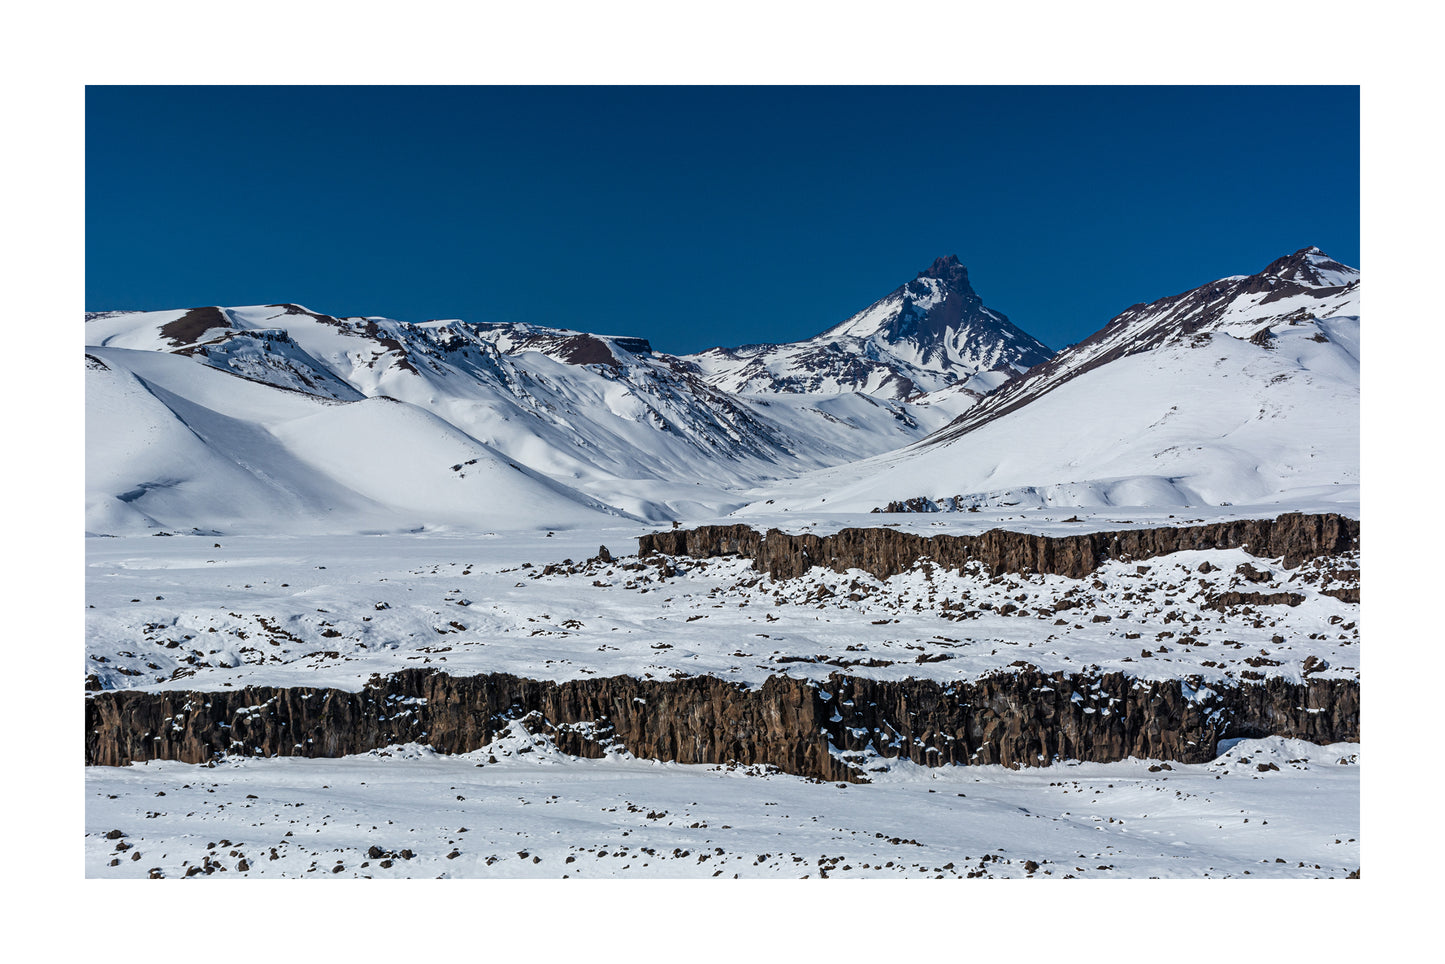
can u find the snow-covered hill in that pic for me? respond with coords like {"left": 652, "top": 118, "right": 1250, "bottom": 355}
{"left": 740, "top": 247, "right": 1360, "bottom": 514}
{"left": 85, "top": 347, "right": 630, "bottom": 534}
{"left": 85, "top": 304, "right": 970, "bottom": 531}
{"left": 684, "top": 255, "right": 1053, "bottom": 399}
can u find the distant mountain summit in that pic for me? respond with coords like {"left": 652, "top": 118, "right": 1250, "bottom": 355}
{"left": 1256, "top": 246, "right": 1357, "bottom": 288}
{"left": 924, "top": 246, "right": 1360, "bottom": 445}
{"left": 739, "top": 245, "right": 1360, "bottom": 516}
{"left": 684, "top": 255, "right": 1053, "bottom": 399}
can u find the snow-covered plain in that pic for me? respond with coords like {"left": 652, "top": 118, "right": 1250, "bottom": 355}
{"left": 85, "top": 517, "right": 1362, "bottom": 879}
{"left": 86, "top": 734, "right": 1359, "bottom": 879}
{"left": 84, "top": 521, "right": 1358, "bottom": 695}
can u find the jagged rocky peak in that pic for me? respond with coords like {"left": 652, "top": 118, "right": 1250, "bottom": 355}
{"left": 917, "top": 253, "right": 972, "bottom": 287}
{"left": 680, "top": 253, "right": 1054, "bottom": 399}
{"left": 1257, "top": 246, "right": 1358, "bottom": 288}
{"left": 877, "top": 254, "right": 1001, "bottom": 345}
{"left": 828, "top": 254, "right": 1047, "bottom": 359}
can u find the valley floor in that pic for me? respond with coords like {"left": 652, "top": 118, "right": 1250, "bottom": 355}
{"left": 86, "top": 735, "right": 1359, "bottom": 879}
{"left": 83, "top": 506, "right": 1362, "bottom": 879}
{"left": 84, "top": 505, "right": 1360, "bottom": 695}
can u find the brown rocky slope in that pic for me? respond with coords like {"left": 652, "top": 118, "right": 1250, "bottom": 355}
{"left": 637, "top": 512, "right": 1359, "bottom": 581}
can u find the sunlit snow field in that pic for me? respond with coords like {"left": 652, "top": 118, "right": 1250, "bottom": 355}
{"left": 86, "top": 734, "right": 1359, "bottom": 879}
{"left": 85, "top": 506, "right": 1359, "bottom": 695}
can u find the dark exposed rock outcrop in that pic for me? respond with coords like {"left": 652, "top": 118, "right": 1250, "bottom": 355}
{"left": 85, "top": 669, "right": 1358, "bottom": 780}
{"left": 637, "top": 512, "right": 1359, "bottom": 581}
{"left": 158, "top": 306, "right": 231, "bottom": 347}
{"left": 1205, "top": 590, "right": 1306, "bottom": 611}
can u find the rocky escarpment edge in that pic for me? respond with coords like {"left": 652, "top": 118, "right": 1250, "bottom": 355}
{"left": 637, "top": 512, "right": 1359, "bottom": 582}
{"left": 86, "top": 669, "right": 1358, "bottom": 781}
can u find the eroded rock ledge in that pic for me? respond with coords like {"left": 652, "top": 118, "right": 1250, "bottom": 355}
{"left": 85, "top": 669, "right": 1358, "bottom": 780}
{"left": 637, "top": 512, "right": 1359, "bottom": 581}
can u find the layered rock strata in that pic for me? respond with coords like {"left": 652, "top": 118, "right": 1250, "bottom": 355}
{"left": 85, "top": 669, "right": 1358, "bottom": 780}
{"left": 636, "top": 512, "right": 1359, "bottom": 581}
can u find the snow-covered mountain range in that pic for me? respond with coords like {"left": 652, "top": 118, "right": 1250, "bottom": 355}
{"left": 84, "top": 247, "right": 1359, "bottom": 534}
{"left": 84, "top": 284, "right": 983, "bottom": 531}
{"left": 748, "top": 247, "right": 1360, "bottom": 514}
{"left": 684, "top": 254, "right": 1052, "bottom": 399}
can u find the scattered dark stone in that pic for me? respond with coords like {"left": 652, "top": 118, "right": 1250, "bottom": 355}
{"left": 1249, "top": 325, "right": 1276, "bottom": 348}
{"left": 1235, "top": 562, "right": 1272, "bottom": 583}
{"left": 1206, "top": 591, "right": 1305, "bottom": 611}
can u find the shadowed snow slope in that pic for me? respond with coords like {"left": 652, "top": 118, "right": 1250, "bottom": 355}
{"left": 739, "top": 248, "right": 1359, "bottom": 514}
{"left": 85, "top": 347, "right": 628, "bottom": 535}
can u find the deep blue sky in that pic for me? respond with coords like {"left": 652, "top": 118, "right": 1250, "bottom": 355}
{"left": 86, "top": 86, "right": 1359, "bottom": 354}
